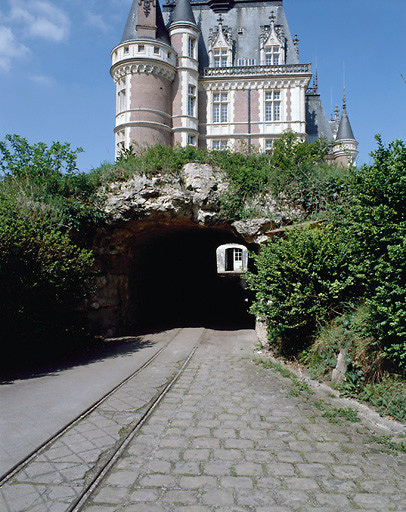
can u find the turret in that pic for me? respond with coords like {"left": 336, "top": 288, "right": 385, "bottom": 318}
{"left": 333, "top": 91, "right": 358, "bottom": 166}
{"left": 169, "top": 0, "right": 200, "bottom": 146}
{"left": 111, "top": 0, "right": 176, "bottom": 155}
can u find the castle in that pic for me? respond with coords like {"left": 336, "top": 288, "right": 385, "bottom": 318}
{"left": 110, "top": 0, "right": 358, "bottom": 165}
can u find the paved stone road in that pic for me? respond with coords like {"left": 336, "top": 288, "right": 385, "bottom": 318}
{"left": 81, "top": 329, "right": 406, "bottom": 512}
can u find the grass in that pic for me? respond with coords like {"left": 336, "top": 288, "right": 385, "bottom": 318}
{"left": 256, "top": 358, "right": 313, "bottom": 397}
{"left": 369, "top": 434, "right": 406, "bottom": 454}
{"left": 313, "top": 399, "right": 360, "bottom": 424}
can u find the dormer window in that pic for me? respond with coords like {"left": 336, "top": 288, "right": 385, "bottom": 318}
{"left": 260, "top": 13, "right": 285, "bottom": 66}
{"left": 208, "top": 18, "right": 232, "bottom": 68}
{"left": 265, "top": 46, "right": 280, "bottom": 65}
{"left": 214, "top": 48, "right": 228, "bottom": 67}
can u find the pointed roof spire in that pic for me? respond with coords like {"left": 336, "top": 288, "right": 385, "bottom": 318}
{"left": 121, "top": 0, "right": 139, "bottom": 43}
{"left": 336, "top": 90, "right": 356, "bottom": 141}
{"left": 171, "top": 0, "right": 197, "bottom": 25}
{"left": 121, "top": 0, "right": 169, "bottom": 43}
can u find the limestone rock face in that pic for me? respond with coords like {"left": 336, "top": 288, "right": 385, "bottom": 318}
{"left": 104, "top": 163, "right": 228, "bottom": 226}
{"left": 232, "top": 218, "right": 277, "bottom": 244}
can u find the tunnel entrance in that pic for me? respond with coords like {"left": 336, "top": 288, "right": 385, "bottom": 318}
{"left": 127, "top": 226, "right": 254, "bottom": 331}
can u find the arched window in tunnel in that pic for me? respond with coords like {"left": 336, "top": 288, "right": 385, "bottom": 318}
{"left": 216, "top": 244, "right": 248, "bottom": 274}
{"left": 126, "top": 227, "right": 254, "bottom": 332}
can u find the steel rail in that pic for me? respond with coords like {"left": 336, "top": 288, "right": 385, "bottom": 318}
{"left": 0, "top": 328, "right": 182, "bottom": 486}
{"left": 70, "top": 338, "right": 201, "bottom": 511}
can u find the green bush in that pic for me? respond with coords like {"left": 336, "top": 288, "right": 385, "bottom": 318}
{"left": 343, "top": 137, "right": 406, "bottom": 370}
{"left": 0, "top": 135, "right": 96, "bottom": 355}
{"left": 247, "top": 225, "right": 356, "bottom": 355}
{"left": 0, "top": 199, "right": 94, "bottom": 346}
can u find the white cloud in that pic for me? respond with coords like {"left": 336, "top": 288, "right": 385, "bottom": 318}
{"left": 0, "top": 25, "right": 29, "bottom": 71}
{"left": 86, "top": 12, "right": 109, "bottom": 31}
{"left": 29, "top": 73, "right": 55, "bottom": 86}
{"left": 9, "top": 0, "right": 70, "bottom": 42}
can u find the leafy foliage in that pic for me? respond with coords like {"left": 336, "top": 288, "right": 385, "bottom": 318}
{"left": 249, "top": 136, "right": 406, "bottom": 374}
{"left": 0, "top": 135, "right": 96, "bottom": 355}
{"left": 247, "top": 225, "right": 355, "bottom": 355}
{"left": 342, "top": 137, "right": 406, "bottom": 369}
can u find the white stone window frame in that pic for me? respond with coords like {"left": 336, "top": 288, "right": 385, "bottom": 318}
{"left": 264, "top": 90, "right": 282, "bottom": 122}
{"left": 117, "top": 77, "right": 127, "bottom": 114}
{"left": 216, "top": 243, "right": 248, "bottom": 274}
{"left": 265, "top": 46, "right": 280, "bottom": 65}
{"left": 212, "top": 92, "right": 228, "bottom": 124}
{"left": 212, "top": 139, "right": 228, "bottom": 150}
{"left": 188, "top": 36, "right": 196, "bottom": 59}
{"left": 188, "top": 84, "right": 196, "bottom": 117}
{"left": 187, "top": 134, "right": 196, "bottom": 146}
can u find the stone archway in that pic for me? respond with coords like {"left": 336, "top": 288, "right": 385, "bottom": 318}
{"left": 85, "top": 163, "right": 277, "bottom": 336}
{"left": 87, "top": 220, "right": 255, "bottom": 335}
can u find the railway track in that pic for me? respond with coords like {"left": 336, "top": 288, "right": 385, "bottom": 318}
{"left": 0, "top": 327, "right": 205, "bottom": 512}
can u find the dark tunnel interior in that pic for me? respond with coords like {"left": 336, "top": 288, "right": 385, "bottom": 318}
{"left": 127, "top": 227, "right": 255, "bottom": 331}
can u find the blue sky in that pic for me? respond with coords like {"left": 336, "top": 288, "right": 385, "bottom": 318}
{"left": 0, "top": 0, "right": 405, "bottom": 171}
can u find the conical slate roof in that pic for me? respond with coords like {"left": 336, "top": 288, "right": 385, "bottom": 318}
{"left": 336, "top": 106, "right": 355, "bottom": 141}
{"left": 121, "top": 0, "right": 138, "bottom": 43}
{"left": 121, "top": 0, "right": 170, "bottom": 43}
{"left": 171, "top": 0, "right": 197, "bottom": 25}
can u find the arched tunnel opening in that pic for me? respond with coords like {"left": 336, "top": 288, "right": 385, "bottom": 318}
{"left": 126, "top": 225, "right": 256, "bottom": 331}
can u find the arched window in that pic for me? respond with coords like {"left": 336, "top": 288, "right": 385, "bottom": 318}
{"left": 216, "top": 244, "right": 248, "bottom": 274}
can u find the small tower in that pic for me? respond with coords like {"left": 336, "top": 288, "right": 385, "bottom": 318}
{"left": 110, "top": 0, "right": 176, "bottom": 156}
{"left": 333, "top": 91, "right": 358, "bottom": 166}
{"left": 169, "top": 0, "right": 200, "bottom": 146}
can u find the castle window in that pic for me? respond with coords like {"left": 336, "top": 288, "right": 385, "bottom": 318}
{"left": 188, "top": 85, "right": 196, "bottom": 117}
{"left": 188, "top": 135, "right": 196, "bottom": 146}
{"left": 138, "top": 44, "right": 145, "bottom": 52}
{"left": 265, "top": 46, "right": 280, "bottom": 65}
{"left": 117, "top": 79, "right": 126, "bottom": 114}
{"left": 265, "top": 91, "right": 281, "bottom": 122}
{"left": 265, "top": 139, "right": 274, "bottom": 153}
{"left": 212, "top": 140, "right": 228, "bottom": 150}
{"left": 237, "top": 28, "right": 244, "bottom": 35}
{"left": 237, "top": 58, "right": 246, "bottom": 66}
{"left": 154, "top": 46, "right": 160, "bottom": 54}
{"left": 213, "top": 93, "right": 228, "bottom": 123}
{"left": 247, "top": 58, "right": 256, "bottom": 66}
{"left": 124, "top": 46, "right": 129, "bottom": 54}
{"left": 216, "top": 244, "right": 248, "bottom": 274}
{"left": 188, "top": 37, "right": 196, "bottom": 58}
{"left": 214, "top": 48, "right": 228, "bottom": 67}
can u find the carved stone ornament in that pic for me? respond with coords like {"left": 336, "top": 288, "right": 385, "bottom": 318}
{"left": 139, "top": 0, "right": 155, "bottom": 18}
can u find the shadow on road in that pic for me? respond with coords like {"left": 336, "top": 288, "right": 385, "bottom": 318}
{"left": 0, "top": 334, "right": 152, "bottom": 384}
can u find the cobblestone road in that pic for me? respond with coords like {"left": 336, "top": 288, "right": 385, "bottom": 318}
{"left": 81, "top": 329, "right": 406, "bottom": 512}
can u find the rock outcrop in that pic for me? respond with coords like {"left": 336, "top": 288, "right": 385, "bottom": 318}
{"left": 87, "top": 163, "right": 297, "bottom": 335}
{"left": 102, "top": 163, "right": 295, "bottom": 243}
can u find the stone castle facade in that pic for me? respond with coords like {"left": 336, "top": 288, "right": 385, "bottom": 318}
{"left": 111, "top": 0, "right": 358, "bottom": 165}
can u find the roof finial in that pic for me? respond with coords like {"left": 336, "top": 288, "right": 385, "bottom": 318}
{"left": 342, "top": 88, "right": 347, "bottom": 111}
{"left": 313, "top": 71, "right": 318, "bottom": 93}
{"left": 334, "top": 105, "right": 340, "bottom": 123}
{"left": 217, "top": 13, "right": 224, "bottom": 25}
{"left": 293, "top": 34, "right": 299, "bottom": 58}
{"left": 269, "top": 12, "right": 276, "bottom": 25}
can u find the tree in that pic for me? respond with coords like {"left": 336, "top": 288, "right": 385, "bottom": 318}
{"left": 0, "top": 135, "right": 95, "bottom": 359}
